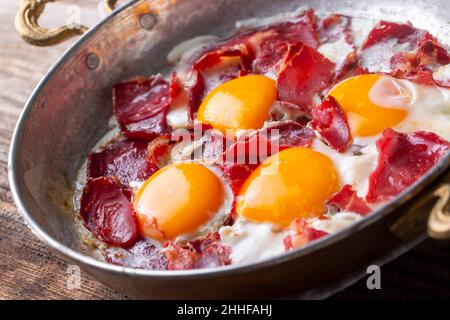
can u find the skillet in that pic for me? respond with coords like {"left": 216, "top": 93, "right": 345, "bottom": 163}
{"left": 9, "top": 0, "right": 450, "bottom": 299}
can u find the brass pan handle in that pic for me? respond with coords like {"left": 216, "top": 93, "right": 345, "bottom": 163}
{"left": 427, "top": 183, "right": 450, "bottom": 240}
{"left": 15, "top": 0, "right": 118, "bottom": 46}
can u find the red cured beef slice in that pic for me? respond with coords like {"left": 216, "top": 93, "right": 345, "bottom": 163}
{"left": 265, "top": 120, "right": 315, "bottom": 150}
{"left": 80, "top": 177, "right": 138, "bottom": 248}
{"left": 252, "top": 40, "right": 292, "bottom": 75}
{"left": 310, "top": 96, "right": 352, "bottom": 153}
{"left": 362, "top": 21, "right": 429, "bottom": 51}
{"left": 147, "top": 134, "right": 172, "bottom": 167}
{"left": 201, "top": 130, "right": 233, "bottom": 163}
{"left": 194, "top": 46, "right": 253, "bottom": 73}
{"left": 169, "top": 71, "right": 205, "bottom": 121}
{"left": 221, "top": 163, "right": 256, "bottom": 198}
{"left": 251, "top": 9, "right": 319, "bottom": 74}
{"left": 220, "top": 135, "right": 270, "bottom": 213}
{"left": 390, "top": 38, "right": 450, "bottom": 87}
{"left": 361, "top": 21, "right": 450, "bottom": 86}
{"left": 223, "top": 133, "right": 271, "bottom": 167}
{"left": 190, "top": 37, "right": 252, "bottom": 96}
{"left": 320, "top": 14, "right": 352, "bottom": 43}
{"left": 87, "top": 139, "right": 157, "bottom": 186}
{"left": 283, "top": 218, "right": 328, "bottom": 250}
{"left": 418, "top": 38, "right": 450, "bottom": 66}
{"left": 318, "top": 14, "right": 357, "bottom": 83}
{"left": 307, "top": 228, "right": 329, "bottom": 241}
{"left": 328, "top": 184, "right": 372, "bottom": 215}
{"left": 106, "top": 238, "right": 168, "bottom": 270}
{"left": 277, "top": 43, "right": 335, "bottom": 111}
{"left": 366, "top": 128, "right": 450, "bottom": 203}
{"left": 226, "top": 9, "right": 318, "bottom": 50}
{"left": 192, "top": 9, "right": 318, "bottom": 77}
{"left": 268, "top": 8, "right": 319, "bottom": 48}
{"left": 113, "top": 76, "right": 172, "bottom": 140}
{"left": 186, "top": 70, "right": 205, "bottom": 116}
{"left": 165, "top": 232, "right": 231, "bottom": 270}
{"left": 220, "top": 134, "right": 269, "bottom": 197}
{"left": 195, "top": 52, "right": 250, "bottom": 96}
{"left": 251, "top": 9, "right": 318, "bottom": 45}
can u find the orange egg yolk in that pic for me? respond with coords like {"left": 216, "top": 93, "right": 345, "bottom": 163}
{"left": 237, "top": 148, "right": 340, "bottom": 228}
{"left": 197, "top": 75, "right": 277, "bottom": 134}
{"left": 133, "top": 163, "right": 224, "bottom": 240}
{"left": 328, "top": 74, "right": 409, "bottom": 137}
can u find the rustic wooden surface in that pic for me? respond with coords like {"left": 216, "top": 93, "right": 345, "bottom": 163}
{"left": 0, "top": 0, "right": 449, "bottom": 300}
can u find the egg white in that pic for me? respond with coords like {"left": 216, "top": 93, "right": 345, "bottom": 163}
{"left": 166, "top": 100, "right": 189, "bottom": 129}
{"left": 167, "top": 35, "right": 219, "bottom": 65}
{"left": 318, "top": 36, "right": 354, "bottom": 67}
{"left": 311, "top": 139, "right": 378, "bottom": 198}
{"left": 433, "top": 64, "right": 450, "bottom": 84}
{"left": 219, "top": 219, "right": 287, "bottom": 264}
{"left": 350, "top": 17, "right": 377, "bottom": 48}
{"left": 308, "top": 211, "right": 362, "bottom": 234}
{"left": 393, "top": 79, "right": 450, "bottom": 140}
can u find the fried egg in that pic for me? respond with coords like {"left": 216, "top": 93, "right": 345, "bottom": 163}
{"left": 236, "top": 148, "right": 340, "bottom": 227}
{"left": 328, "top": 74, "right": 409, "bottom": 137}
{"left": 133, "top": 163, "right": 233, "bottom": 241}
{"left": 219, "top": 147, "right": 342, "bottom": 264}
{"left": 328, "top": 74, "right": 450, "bottom": 140}
{"left": 197, "top": 75, "right": 277, "bottom": 134}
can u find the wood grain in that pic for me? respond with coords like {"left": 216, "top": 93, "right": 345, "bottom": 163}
{"left": 0, "top": 0, "right": 449, "bottom": 300}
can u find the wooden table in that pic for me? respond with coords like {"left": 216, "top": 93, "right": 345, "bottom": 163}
{"left": 1, "top": 0, "right": 449, "bottom": 300}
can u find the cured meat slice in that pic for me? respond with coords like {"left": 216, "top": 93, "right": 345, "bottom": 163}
{"left": 360, "top": 21, "right": 450, "bottom": 87}
{"left": 80, "top": 177, "right": 138, "bottom": 247}
{"left": 87, "top": 139, "right": 157, "bottom": 186}
{"left": 165, "top": 232, "right": 231, "bottom": 270}
{"left": 328, "top": 184, "right": 372, "bottom": 215}
{"left": 113, "top": 76, "right": 172, "bottom": 140}
{"left": 283, "top": 218, "right": 328, "bottom": 250}
{"left": 366, "top": 128, "right": 450, "bottom": 203}
{"left": 277, "top": 43, "right": 335, "bottom": 111}
{"left": 310, "top": 96, "right": 352, "bottom": 153}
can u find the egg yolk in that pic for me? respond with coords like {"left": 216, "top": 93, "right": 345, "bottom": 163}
{"left": 237, "top": 148, "right": 340, "bottom": 227}
{"left": 197, "top": 75, "right": 277, "bottom": 134}
{"left": 328, "top": 74, "right": 409, "bottom": 137}
{"left": 133, "top": 163, "right": 224, "bottom": 240}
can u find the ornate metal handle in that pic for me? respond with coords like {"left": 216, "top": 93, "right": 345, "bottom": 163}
{"left": 15, "top": 0, "right": 118, "bottom": 46}
{"left": 427, "top": 183, "right": 450, "bottom": 240}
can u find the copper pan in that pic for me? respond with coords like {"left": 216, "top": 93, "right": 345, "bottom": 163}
{"left": 8, "top": 0, "right": 450, "bottom": 299}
